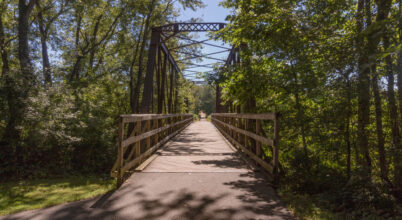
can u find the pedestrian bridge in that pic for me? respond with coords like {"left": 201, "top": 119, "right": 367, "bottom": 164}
{"left": 3, "top": 114, "right": 292, "bottom": 219}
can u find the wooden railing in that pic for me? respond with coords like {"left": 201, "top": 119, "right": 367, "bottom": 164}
{"left": 111, "top": 114, "right": 193, "bottom": 185}
{"left": 211, "top": 113, "right": 280, "bottom": 181}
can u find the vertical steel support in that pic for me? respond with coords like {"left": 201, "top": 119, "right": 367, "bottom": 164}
{"left": 140, "top": 30, "right": 161, "bottom": 113}
{"left": 168, "top": 63, "right": 174, "bottom": 113}
{"left": 174, "top": 70, "right": 179, "bottom": 113}
{"left": 216, "top": 83, "right": 222, "bottom": 113}
{"left": 156, "top": 47, "right": 161, "bottom": 114}
{"left": 159, "top": 52, "right": 167, "bottom": 113}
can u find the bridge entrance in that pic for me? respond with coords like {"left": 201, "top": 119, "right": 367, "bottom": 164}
{"left": 108, "top": 22, "right": 284, "bottom": 219}
{"left": 107, "top": 119, "right": 290, "bottom": 219}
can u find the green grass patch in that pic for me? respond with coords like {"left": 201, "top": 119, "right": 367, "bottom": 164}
{"left": 278, "top": 189, "right": 339, "bottom": 220}
{"left": 0, "top": 175, "right": 115, "bottom": 216}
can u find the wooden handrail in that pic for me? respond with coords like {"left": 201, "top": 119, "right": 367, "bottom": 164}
{"left": 211, "top": 113, "right": 280, "bottom": 182}
{"left": 111, "top": 114, "right": 193, "bottom": 186}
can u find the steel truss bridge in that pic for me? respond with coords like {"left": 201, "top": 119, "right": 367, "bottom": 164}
{"left": 140, "top": 23, "right": 241, "bottom": 114}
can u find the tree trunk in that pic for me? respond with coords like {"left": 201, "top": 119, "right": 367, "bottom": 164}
{"left": 0, "top": 6, "right": 9, "bottom": 78}
{"left": 0, "top": 3, "right": 16, "bottom": 146}
{"left": 356, "top": 0, "right": 372, "bottom": 173}
{"left": 18, "top": 0, "right": 36, "bottom": 82}
{"left": 395, "top": 0, "right": 402, "bottom": 194}
{"left": 371, "top": 64, "right": 388, "bottom": 180}
{"left": 70, "top": 12, "right": 81, "bottom": 81}
{"left": 292, "top": 70, "right": 308, "bottom": 162}
{"left": 1, "top": 0, "right": 37, "bottom": 169}
{"left": 384, "top": 37, "right": 400, "bottom": 181}
{"left": 129, "top": 18, "right": 145, "bottom": 113}
{"left": 88, "top": 15, "right": 103, "bottom": 73}
{"left": 343, "top": 70, "right": 352, "bottom": 179}
{"left": 367, "top": 0, "right": 391, "bottom": 183}
{"left": 36, "top": 1, "right": 51, "bottom": 85}
{"left": 6, "top": 0, "right": 36, "bottom": 139}
{"left": 398, "top": 0, "right": 402, "bottom": 127}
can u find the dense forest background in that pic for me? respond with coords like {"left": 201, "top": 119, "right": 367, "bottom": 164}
{"left": 0, "top": 0, "right": 209, "bottom": 180}
{"left": 1, "top": 0, "right": 402, "bottom": 218}
{"left": 216, "top": 0, "right": 402, "bottom": 218}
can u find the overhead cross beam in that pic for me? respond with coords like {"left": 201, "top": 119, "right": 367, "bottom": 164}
{"left": 181, "top": 63, "right": 219, "bottom": 69}
{"left": 155, "top": 22, "right": 226, "bottom": 33}
{"left": 171, "top": 39, "right": 209, "bottom": 50}
{"left": 175, "top": 49, "right": 230, "bottom": 62}
{"left": 175, "top": 35, "right": 231, "bottom": 50}
{"left": 182, "top": 70, "right": 200, "bottom": 73}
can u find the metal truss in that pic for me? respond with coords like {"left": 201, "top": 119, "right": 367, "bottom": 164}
{"left": 155, "top": 23, "right": 226, "bottom": 33}
{"left": 225, "top": 46, "right": 240, "bottom": 66}
{"left": 141, "top": 22, "right": 238, "bottom": 113}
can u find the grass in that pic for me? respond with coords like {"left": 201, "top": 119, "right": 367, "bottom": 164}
{"left": 0, "top": 175, "right": 115, "bottom": 216}
{"left": 278, "top": 189, "right": 339, "bottom": 220}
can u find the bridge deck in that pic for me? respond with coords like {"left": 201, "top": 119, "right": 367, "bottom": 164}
{"left": 3, "top": 120, "right": 292, "bottom": 220}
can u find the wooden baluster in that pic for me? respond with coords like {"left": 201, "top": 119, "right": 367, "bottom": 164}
{"left": 230, "top": 117, "right": 232, "bottom": 139}
{"left": 155, "top": 118, "right": 159, "bottom": 145}
{"left": 146, "top": 120, "right": 151, "bottom": 152}
{"left": 232, "top": 117, "right": 235, "bottom": 141}
{"left": 174, "top": 116, "right": 177, "bottom": 132}
{"left": 245, "top": 118, "right": 249, "bottom": 150}
{"left": 135, "top": 121, "right": 141, "bottom": 159}
{"left": 256, "top": 119, "right": 262, "bottom": 158}
{"left": 164, "top": 117, "right": 167, "bottom": 138}
{"left": 223, "top": 116, "right": 226, "bottom": 133}
{"left": 235, "top": 117, "right": 239, "bottom": 143}
{"left": 224, "top": 116, "right": 226, "bottom": 134}
{"left": 117, "top": 117, "right": 124, "bottom": 187}
{"left": 227, "top": 117, "right": 229, "bottom": 134}
{"left": 240, "top": 118, "right": 244, "bottom": 146}
{"left": 168, "top": 117, "right": 171, "bottom": 136}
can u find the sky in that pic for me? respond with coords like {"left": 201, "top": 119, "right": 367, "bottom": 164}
{"left": 175, "top": 0, "right": 231, "bottom": 82}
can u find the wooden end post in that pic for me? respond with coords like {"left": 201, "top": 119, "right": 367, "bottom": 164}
{"left": 117, "top": 117, "right": 124, "bottom": 187}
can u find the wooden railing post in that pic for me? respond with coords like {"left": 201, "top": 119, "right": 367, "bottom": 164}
{"left": 136, "top": 121, "right": 141, "bottom": 158}
{"left": 245, "top": 118, "right": 249, "bottom": 150}
{"left": 273, "top": 112, "right": 280, "bottom": 182}
{"left": 117, "top": 117, "right": 124, "bottom": 187}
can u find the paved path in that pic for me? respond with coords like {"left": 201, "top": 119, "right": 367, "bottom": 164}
{"left": 2, "top": 120, "right": 293, "bottom": 220}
